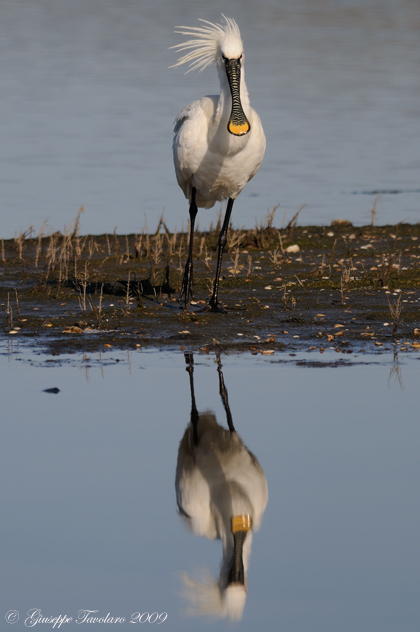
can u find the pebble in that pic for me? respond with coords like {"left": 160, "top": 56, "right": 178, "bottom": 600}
{"left": 331, "top": 219, "right": 353, "bottom": 227}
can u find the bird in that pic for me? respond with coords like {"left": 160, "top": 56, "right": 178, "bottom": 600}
{"left": 175, "top": 354, "right": 268, "bottom": 620}
{"left": 171, "top": 15, "right": 266, "bottom": 312}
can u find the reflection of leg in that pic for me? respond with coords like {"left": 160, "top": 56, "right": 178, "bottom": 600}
{"left": 181, "top": 188, "right": 198, "bottom": 308}
{"left": 185, "top": 353, "right": 199, "bottom": 445}
{"left": 208, "top": 198, "right": 234, "bottom": 313}
{"left": 217, "top": 353, "right": 235, "bottom": 433}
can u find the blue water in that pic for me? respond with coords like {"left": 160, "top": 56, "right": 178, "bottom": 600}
{"left": 1, "top": 0, "right": 420, "bottom": 238}
{"left": 1, "top": 344, "right": 419, "bottom": 631}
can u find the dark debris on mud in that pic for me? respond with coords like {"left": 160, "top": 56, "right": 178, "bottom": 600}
{"left": 1, "top": 218, "right": 420, "bottom": 359}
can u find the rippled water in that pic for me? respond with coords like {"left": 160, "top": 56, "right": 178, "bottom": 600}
{"left": 1, "top": 344, "right": 420, "bottom": 630}
{"left": 1, "top": 0, "right": 419, "bottom": 238}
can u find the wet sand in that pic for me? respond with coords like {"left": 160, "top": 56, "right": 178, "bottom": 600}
{"left": 1, "top": 220, "right": 420, "bottom": 361}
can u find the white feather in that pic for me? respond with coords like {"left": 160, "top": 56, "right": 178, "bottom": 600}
{"left": 170, "top": 15, "right": 242, "bottom": 73}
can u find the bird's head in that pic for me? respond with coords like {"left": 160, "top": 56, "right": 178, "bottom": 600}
{"left": 216, "top": 24, "right": 244, "bottom": 69}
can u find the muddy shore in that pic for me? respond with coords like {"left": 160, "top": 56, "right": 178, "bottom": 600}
{"left": 1, "top": 218, "right": 420, "bottom": 359}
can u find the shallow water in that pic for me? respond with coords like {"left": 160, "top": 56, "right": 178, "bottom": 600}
{"left": 1, "top": 344, "right": 419, "bottom": 631}
{"left": 1, "top": 0, "right": 420, "bottom": 238}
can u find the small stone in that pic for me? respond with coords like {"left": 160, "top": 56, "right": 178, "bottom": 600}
{"left": 262, "top": 350, "right": 274, "bottom": 355}
{"left": 331, "top": 219, "right": 353, "bottom": 227}
{"left": 285, "top": 244, "right": 300, "bottom": 253}
{"left": 63, "top": 326, "right": 83, "bottom": 333}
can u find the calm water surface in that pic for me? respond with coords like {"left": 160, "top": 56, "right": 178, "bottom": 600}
{"left": 1, "top": 344, "right": 419, "bottom": 631}
{"left": 1, "top": 0, "right": 420, "bottom": 238}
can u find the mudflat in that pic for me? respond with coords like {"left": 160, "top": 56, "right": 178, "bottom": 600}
{"left": 2, "top": 218, "right": 420, "bottom": 358}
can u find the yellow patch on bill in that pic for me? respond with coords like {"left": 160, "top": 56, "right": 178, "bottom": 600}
{"left": 228, "top": 121, "right": 250, "bottom": 136}
{"left": 231, "top": 515, "right": 252, "bottom": 533}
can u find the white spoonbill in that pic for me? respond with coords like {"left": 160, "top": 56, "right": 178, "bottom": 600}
{"left": 171, "top": 16, "right": 266, "bottom": 312}
{"left": 175, "top": 354, "right": 268, "bottom": 620}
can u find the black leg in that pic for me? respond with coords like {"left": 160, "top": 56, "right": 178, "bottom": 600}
{"left": 180, "top": 187, "right": 198, "bottom": 309}
{"left": 207, "top": 198, "right": 234, "bottom": 313}
{"left": 185, "top": 352, "right": 199, "bottom": 445}
{"left": 216, "top": 353, "right": 235, "bottom": 433}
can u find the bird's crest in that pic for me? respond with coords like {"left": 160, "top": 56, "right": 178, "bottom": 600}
{"left": 170, "top": 15, "right": 243, "bottom": 73}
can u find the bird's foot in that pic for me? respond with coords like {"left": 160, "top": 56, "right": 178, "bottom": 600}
{"left": 199, "top": 299, "right": 226, "bottom": 314}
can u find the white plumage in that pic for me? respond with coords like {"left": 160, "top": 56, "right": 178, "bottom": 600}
{"left": 171, "top": 16, "right": 266, "bottom": 311}
{"left": 175, "top": 355, "right": 268, "bottom": 620}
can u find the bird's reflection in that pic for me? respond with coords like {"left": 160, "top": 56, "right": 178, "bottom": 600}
{"left": 175, "top": 353, "right": 268, "bottom": 620}
{"left": 388, "top": 349, "right": 403, "bottom": 389}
